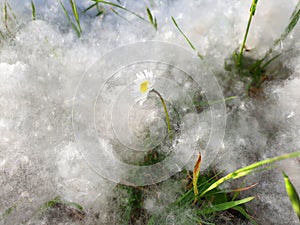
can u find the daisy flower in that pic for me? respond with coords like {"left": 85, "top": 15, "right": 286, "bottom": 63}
{"left": 132, "top": 70, "right": 155, "bottom": 105}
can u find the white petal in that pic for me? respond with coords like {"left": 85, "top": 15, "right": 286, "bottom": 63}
{"left": 136, "top": 72, "right": 145, "bottom": 79}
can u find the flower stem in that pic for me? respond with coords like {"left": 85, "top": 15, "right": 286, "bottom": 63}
{"left": 151, "top": 89, "right": 173, "bottom": 140}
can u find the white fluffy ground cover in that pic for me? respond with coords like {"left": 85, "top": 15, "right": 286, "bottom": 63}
{"left": 0, "top": 0, "right": 300, "bottom": 224}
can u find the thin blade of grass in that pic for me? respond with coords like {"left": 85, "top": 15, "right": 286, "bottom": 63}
{"left": 174, "top": 171, "right": 222, "bottom": 206}
{"left": 3, "top": 0, "right": 15, "bottom": 38}
{"left": 59, "top": 0, "right": 81, "bottom": 37}
{"left": 111, "top": 8, "right": 129, "bottom": 21}
{"left": 171, "top": 17, "right": 203, "bottom": 60}
{"left": 6, "top": 1, "right": 17, "bottom": 22}
{"left": 171, "top": 16, "right": 195, "bottom": 51}
{"left": 199, "top": 197, "right": 255, "bottom": 214}
{"left": 232, "top": 206, "right": 258, "bottom": 225}
{"left": 261, "top": 53, "right": 281, "bottom": 70}
{"left": 4, "top": 1, "right": 8, "bottom": 27}
{"left": 95, "top": 10, "right": 104, "bottom": 17}
{"left": 146, "top": 7, "right": 157, "bottom": 30}
{"left": 81, "top": 2, "right": 98, "bottom": 14}
{"left": 203, "top": 183, "right": 258, "bottom": 199}
{"left": 200, "top": 151, "right": 300, "bottom": 197}
{"left": 274, "top": 1, "right": 300, "bottom": 47}
{"left": 193, "top": 153, "right": 202, "bottom": 199}
{"left": 283, "top": 172, "right": 300, "bottom": 220}
{"left": 93, "top": 0, "right": 146, "bottom": 21}
{"left": 237, "top": 0, "right": 259, "bottom": 66}
{"left": 31, "top": 0, "right": 36, "bottom": 20}
{"left": 69, "top": 0, "right": 82, "bottom": 32}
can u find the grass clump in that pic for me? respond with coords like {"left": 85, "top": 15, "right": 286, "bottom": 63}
{"left": 114, "top": 151, "right": 300, "bottom": 224}
{"left": 230, "top": 0, "right": 300, "bottom": 93}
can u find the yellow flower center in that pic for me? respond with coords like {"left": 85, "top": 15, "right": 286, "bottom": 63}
{"left": 140, "top": 80, "right": 149, "bottom": 93}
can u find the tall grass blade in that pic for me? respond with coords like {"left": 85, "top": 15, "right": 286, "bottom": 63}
{"left": 171, "top": 16, "right": 203, "bottom": 60}
{"left": 283, "top": 172, "right": 300, "bottom": 220}
{"left": 81, "top": 2, "right": 98, "bottom": 14}
{"left": 146, "top": 7, "right": 157, "bottom": 30}
{"left": 4, "top": 0, "right": 8, "bottom": 28}
{"left": 171, "top": 16, "right": 195, "bottom": 51}
{"left": 111, "top": 8, "right": 128, "bottom": 21}
{"left": 237, "top": 0, "right": 259, "bottom": 66}
{"left": 3, "top": 0, "right": 15, "bottom": 37}
{"left": 93, "top": 0, "right": 146, "bottom": 21}
{"left": 198, "top": 197, "right": 255, "bottom": 214}
{"left": 200, "top": 151, "right": 300, "bottom": 197}
{"left": 69, "top": 0, "right": 82, "bottom": 33}
{"left": 274, "top": 1, "right": 300, "bottom": 47}
{"left": 59, "top": 0, "right": 81, "bottom": 37}
{"left": 264, "top": 1, "right": 300, "bottom": 59}
{"left": 31, "top": 0, "right": 36, "bottom": 20}
{"left": 6, "top": 2, "right": 17, "bottom": 22}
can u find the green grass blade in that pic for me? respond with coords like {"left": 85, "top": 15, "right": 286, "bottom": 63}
{"left": 6, "top": 1, "right": 17, "bottom": 22}
{"left": 171, "top": 16, "right": 203, "bottom": 60}
{"left": 4, "top": 0, "right": 8, "bottom": 26}
{"left": 274, "top": 1, "right": 300, "bottom": 47}
{"left": 232, "top": 206, "right": 258, "bottom": 225}
{"left": 171, "top": 16, "right": 195, "bottom": 51}
{"left": 200, "top": 151, "right": 300, "bottom": 197}
{"left": 261, "top": 53, "right": 281, "bottom": 70}
{"left": 237, "top": 0, "right": 259, "bottom": 66}
{"left": 283, "top": 172, "right": 300, "bottom": 220}
{"left": 199, "top": 197, "right": 255, "bottom": 214}
{"left": 93, "top": 0, "right": 146, "bottom": 21}
{"left": 59, "top": 0, "right": 81, "bottom": 37}
{"left": 291, "top": 1, "right": 300, "bottom": 19}
{"left": 146, "top": 7, "right": 157, "bottom": 30}
{"left": 31, "top": 0, "right": 36, "bottom": 20}
{"left": 81, "top": 2, "right": 98, "bottom": 14}
{"left": 3, "top": 0, "right": 15, "bottom": 38}
{"left": 111, "top": 8, "right": 129, "bottom": 21}
{"left": 69, "top": 0, "right": 82, "bottom": 32}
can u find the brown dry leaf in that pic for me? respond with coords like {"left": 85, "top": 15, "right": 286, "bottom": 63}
{"left": 193, "top": 153, "right": 202, "bottom": 203}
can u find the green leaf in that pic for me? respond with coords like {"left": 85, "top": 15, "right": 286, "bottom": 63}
{"left": 283, "top": 172, "right": 300, "bottom": 220}
{"left": 200, "top": 151, "right": 300, "bottom": 197}
{"left": 199, "top": 197, "right": 255, "bottom": 214}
